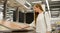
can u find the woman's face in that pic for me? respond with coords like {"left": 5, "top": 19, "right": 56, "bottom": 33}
{"left": 33, "top": 6, "right": 40, "bottom": 12}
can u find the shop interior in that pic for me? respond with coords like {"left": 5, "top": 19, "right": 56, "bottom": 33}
{"left": 0, "top": 0, "right": 60, "bottom": 33}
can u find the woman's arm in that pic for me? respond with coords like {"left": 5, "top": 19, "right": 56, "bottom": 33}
{"left": 29, "top": 21, "right": 36, "bottom": 27}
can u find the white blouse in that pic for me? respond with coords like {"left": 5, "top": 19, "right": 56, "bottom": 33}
{"left": 30, "top": 12, "right": 52, "bottom": 33}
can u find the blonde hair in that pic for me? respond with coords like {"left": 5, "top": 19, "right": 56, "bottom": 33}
{"left": 34, "top": 3, "right": 43, "bottom": 11}
{"left": 34, "top": 3, "right": 43, "bottom": 26}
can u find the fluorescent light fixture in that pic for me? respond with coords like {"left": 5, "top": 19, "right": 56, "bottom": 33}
{"left": 22, "top": 1, "right": 31, "bottom": 9}
{"left": 24, "top": 5, "right": 31, "bottom": 9}
{"left": 16, "top": 0, "right": 26, "bottom": 5}
{"left": 32, "top": 1, "right": 42, "bottom": 3}
{"left": 51, "top": 0, "right": 60, "bottom": 1}
{"left": 23, "top": 1, "right": 32, "bottom": 9}
{"left": 16, "top": 0, "right": 31, "bottom": 9}
{"left": 26, "top": 1, "right": 31, "bottom": 7}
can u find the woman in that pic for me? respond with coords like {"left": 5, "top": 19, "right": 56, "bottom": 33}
{"left": 30, "top": 3, "right": 52, "bottom": 33}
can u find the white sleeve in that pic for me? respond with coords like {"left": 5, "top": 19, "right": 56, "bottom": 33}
{"left": 45, "top": 12, "right": 52, "bottom": 31}
{"left": 29, "top": 21, "right": 35, "bottom": 27}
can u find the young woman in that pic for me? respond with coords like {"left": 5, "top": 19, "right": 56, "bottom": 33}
{"left": 30, "top": 3, "right": 52, "bottom": 33}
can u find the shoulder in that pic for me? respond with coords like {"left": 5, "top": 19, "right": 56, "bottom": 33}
{"left": 45, "top": 11, "right": 48, "bottom": 14}
{"left": 44, "top": 12, "right": 49, "bottom": 17}
{"left": 43, "top": 11, "right": 49, "bottom": 15}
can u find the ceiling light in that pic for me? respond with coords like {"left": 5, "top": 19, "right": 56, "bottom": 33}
{"left": 32, "top": 1, "right": 42, "bottom": 3}
{"left": 51, "top": 0, "right": 60, "bottom": 1}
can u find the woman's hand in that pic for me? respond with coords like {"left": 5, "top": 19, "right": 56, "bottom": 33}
{"left": 19, "top": 24, "right": 30, "bottom": 29}
{"left": 22, "top": 25, "right": 30, "bottom": 28}
{"left": 46, "top": 31, "right": 51, "bottom": 33}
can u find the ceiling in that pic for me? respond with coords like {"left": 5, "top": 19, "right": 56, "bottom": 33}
{"left": 0, "top": 0, "right": 43, "bottom": 12}
{"left": 1, "top": 0, "right": 60, "bottom": 11}
{"left": 26, "top": 0, "right": 42, "bottom": 3}
{"left": 0, "top": 0, "right": 28, "bottom": 11}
